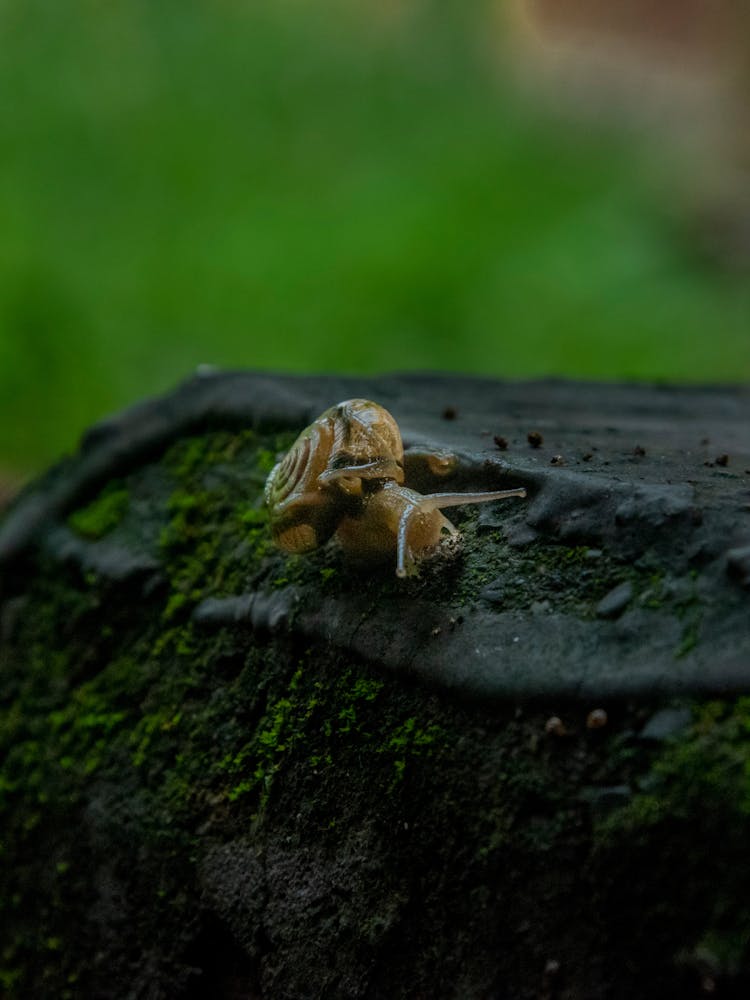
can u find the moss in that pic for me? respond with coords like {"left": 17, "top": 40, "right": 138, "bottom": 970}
{"left": 639, "top": 570, "right": 665, "bottom": 609}
{"left": 213, "top": 661, "right": 412, "bottom": 812}
{"left": 599, "top": 699, "right": 750, "bottom": 834}
{"left": 256, "top": 448, "right": 278, "bottom": 475}
{"left": 673, "top": 572, "right": 702, "bottom": 659}
{"left": 592, "top": 699, "right": 750, "bottom": 972}
{"left": 674, "top": 611, "right": 702, "bottom": 658}
{"left": 153, "top": 429, "right": 307, "bottom": 625}
{"left": 165, "top": 430, "right": 257, "bottom": 480}
{"left": 219, "top": 673, "right": 309, "bottom": 808}
{"left": 450, "top": 514, "right": 712, "bottom": 663}
{"left": 67, "top": 483, "right": 129, "bottom": 539}
{"left": 381, "top": 716, "right": 446, "bottom": 785}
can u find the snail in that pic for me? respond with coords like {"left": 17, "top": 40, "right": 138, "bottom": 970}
{"left": 264, "top": 399, "right": 526, "bottom": 578}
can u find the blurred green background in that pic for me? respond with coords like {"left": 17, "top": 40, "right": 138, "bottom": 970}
{"left": 0, "top": 0, "right": 748, "bottom": 478}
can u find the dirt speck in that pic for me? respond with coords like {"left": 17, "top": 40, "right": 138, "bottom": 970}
{"left": 544, "top": 716, "right": 567, "bottom": 737}
{"left": 586, "top": 708, "right": 608, "bottom": 730}
{"left": 527, "top": 430, "right": 544, "bottom": 448}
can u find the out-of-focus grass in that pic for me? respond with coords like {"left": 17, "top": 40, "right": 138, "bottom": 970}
{"left": 0, "top": 0, "right": 748, "bottom": 473}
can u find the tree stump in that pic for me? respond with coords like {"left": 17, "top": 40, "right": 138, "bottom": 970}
{"left": 1, "top": 372, "right": 749, "bottom": 998}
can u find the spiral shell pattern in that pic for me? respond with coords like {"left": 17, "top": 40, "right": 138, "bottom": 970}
{"left": 265, "top": 400, "right": 406, "bottom": 554}
{"left": 264, "top": 418, "right": 332, "bottom": 515}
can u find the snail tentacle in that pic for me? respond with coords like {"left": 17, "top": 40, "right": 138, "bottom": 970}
{"left": 317, "top": 457, "right": 403, "bottom": 485}
{"left": 416, "top": 487, "right": 527, "bottom": 510}
{"left": 394, "top": 487, "right": 527, "bottom": 578}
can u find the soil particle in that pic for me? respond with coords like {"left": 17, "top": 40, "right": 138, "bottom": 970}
{"left": 527, "top": 430, "right": 544, "bottom": 448}
{"left": 586, "top": 708, "right": 608, "bottom": 730}
{"left": 544, "top": 715, "right": 567, "bottom": 736}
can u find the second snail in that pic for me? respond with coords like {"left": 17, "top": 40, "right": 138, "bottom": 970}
{"left": 264, "top": 399, "right": 526, "bottom": 578}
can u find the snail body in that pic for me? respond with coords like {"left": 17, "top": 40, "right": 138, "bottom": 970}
{"left": 265, "top": 399, "right": 526, "bottom": 577}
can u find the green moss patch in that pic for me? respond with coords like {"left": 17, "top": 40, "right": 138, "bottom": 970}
{"left": 67, "top": 483, "right": 130, "bottom": 540}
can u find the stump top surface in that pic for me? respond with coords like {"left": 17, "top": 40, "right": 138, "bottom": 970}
{"left": 2, "top": 370, "right": 749, "bottom": 701}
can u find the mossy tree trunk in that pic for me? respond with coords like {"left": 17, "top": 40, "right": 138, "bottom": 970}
{"left": 1, "top": 373, "right": 749, "bottom": 998}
